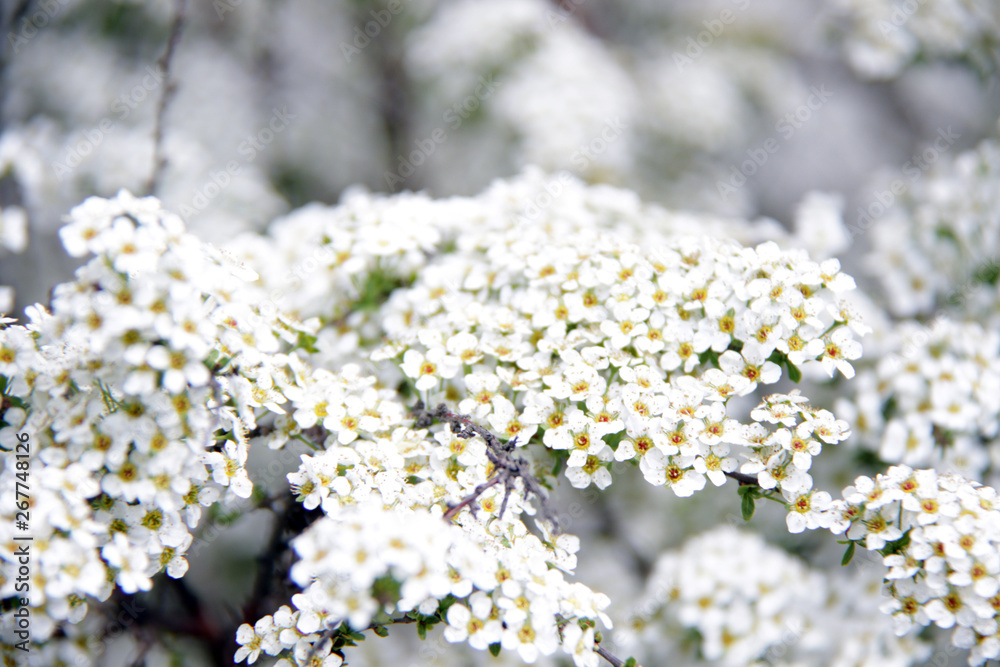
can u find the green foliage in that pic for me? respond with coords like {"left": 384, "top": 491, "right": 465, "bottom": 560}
{"left": 352, "top": 266, "right": 411, "bottom": 314}
{"left": 767, "top": 349, "right": 802, "bottom": 383}
{"left": 739, "top": 485, "right": 756, "bottom": 520}
{"left": 841, "top": 540, "right": 856, "bottom": 566}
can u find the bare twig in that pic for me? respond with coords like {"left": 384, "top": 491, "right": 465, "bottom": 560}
{"left": 724, "top": 470, "right": 760, "bottom": 486}
{"left": 596, "top": 643, "right": 641, "bottom": 667}
{"left": 442, "top": 476, "right": 500, "bottom": 522}
{"left": 147, "top": 0, "right": 188, "bottom": 195}
{"left": 412, "top": 401, "right": 560, "bottom": 531}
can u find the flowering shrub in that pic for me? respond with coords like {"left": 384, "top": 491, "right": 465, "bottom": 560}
{"left": 0, "top": 172, "right": 872, "bottom": 665}
{"left": 2, "top": 1, "right": 1000, "bottom": 666}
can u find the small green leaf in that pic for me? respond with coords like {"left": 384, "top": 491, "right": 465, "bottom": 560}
{"left": 741, "top": 491, "right": 755, "bottom": 521}
{"left": 786, "top": 360, "right": 802, "bottom": 383}
{"left": 841, "top": 541, "right": 856, "bottom": 566}
{"left": 373, "top": 625, "right": 389, "bottom": 637}
{"left": 417, "top": 621, "right": 427, "bottom": 641}
{"left": 698, "top": 349, "right": 721, "bottom": 368}
{"left": 296, "top": 330, "right": 319, "bottom": 353}
{"left": 624, "top": 659, "right": 637, "bottom": 667}
{"left": 488, "top": 643, "right": 501, "bottom": 657}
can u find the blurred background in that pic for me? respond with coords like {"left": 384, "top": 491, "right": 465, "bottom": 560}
{"left": 1, "top": 0, "right": 998, "bottom": 312}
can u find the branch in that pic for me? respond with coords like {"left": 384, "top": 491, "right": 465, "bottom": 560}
{"left": 147, "top": 0, "right": 188, "bottom": 195}
{"left": 724, "top": 470, "right": 759, "bottom": 486}
{"left": 411, "top": 401, "right": 561, "bottom": 531}
{"left": 596, "top": 643, "right": 642, "bottom": 667}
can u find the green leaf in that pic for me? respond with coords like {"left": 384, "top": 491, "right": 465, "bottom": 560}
{"left": 741, "top": 490, "right": 755, "bottom": 521}
{"left": 488, "top": 643, "right": 501, "bottom": 657}
{"left": 624, "top": 659, "right": 637, "bottom": 667}
{"left": 698, "top": 349, "right": 720, "bottom": 368}
{"left": 373, "top": 625, "right": 389, "bottom": 637}
{"left": 296, "top": 330, "right": 320, "bottom": 354}
{"left": 841, "top": 541, "right": 856, "bottom": 566}
{"left": 417, "top": 621, "right": 427, "bottom": 641}
{"left": 786, "top": 360, "right": 802, "bottom": 383}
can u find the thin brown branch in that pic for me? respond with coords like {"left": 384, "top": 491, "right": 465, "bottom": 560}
{"left": 412, "top": 401, "right": 561, "bottom": 531}
{"left": 442, "top": 476, "right": 501, "bottom": 522}
{"left": 147, "top": 0, "right": 188, "bottom": 195}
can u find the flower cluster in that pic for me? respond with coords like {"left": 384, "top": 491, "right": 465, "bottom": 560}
{"left": 866, "top": 134, "right": 1000, "bottom": 321}
{"left": 238, "top": 362, "right": 614, "bottom": 665}
{"left": 363, "top": 173, "right": 864, "bottom": 505}
{"left": 230, "top": 170, "right": 865, "bottom": 664}
{"left": 0, "top": 190, "right": 297, "bottom": 639}
{"left": 615, "top": 525, "right": 929, "bottom": 667}
{"left": 237, "top": 504, "right": 609, "bottom": 667}
{"left": 2, "top": 172, "right": 870, "bottom": 665}
{"left": 838, "top": 318, "right": 1000, "bottom": 482}
{"left": 808, "top": 465, "right": 1000, "bottom": 666}
{"left": 746, "top": 391, "right": 853, "bottom": 533}
{"left": 827, "top": 0, "right": 1000, "bottom": 79}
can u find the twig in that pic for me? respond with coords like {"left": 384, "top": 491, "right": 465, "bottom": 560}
{"left": 147, "top": 0, "right": 188, "bottom": 195}
{"left": 596, "top": 644, "right": 641, "bottom": 667}
{"left": 442, "top": 476, "right": 501, "bottom": 522}
{"left": 724, "top": 470, "right": 760, "bottom": 486}
{"left": 411, "top": 401, "right": 560, "bottom": 531}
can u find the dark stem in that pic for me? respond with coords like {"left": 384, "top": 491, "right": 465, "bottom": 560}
{"left": 442, "top": 476, "right": 501, "bottom": 522}
{"left": 411, "top": 401, "right": 560, "bottom": 531}
{"left": 724, "top": 470, "right": 759, "bottom": 486}
{"left": 147, "top": 0, "right": 188, "bottom": 195}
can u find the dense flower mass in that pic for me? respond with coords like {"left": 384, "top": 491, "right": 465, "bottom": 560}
{"left": 230, "top": 169, "right": 865, "bottom": 513}
{"left": 866, "top": 133, "right": 1000, "bottom": 321}
{"left": 0, "top": 189, "right": 298, "bottom": 641}
{"left": 616, "top": 525, "right": 930, "bottom": 667}
{"left": 1, "top": 172, "right": 873, "bottom": 665}
{"left": 838, "top": 318, "right": 1000, "bottom": 483}
{"left": 792, "top": 465, "right": 1000, "bottom": 666}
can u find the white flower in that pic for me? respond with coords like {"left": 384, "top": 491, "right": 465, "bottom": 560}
{"left": 565, "top": 444, "right": 614, "bottom": 489}
{"left": 101, "top": 533, "right": 152, "bottom": 594}
{"left": 818, "top": 327, "right": 862, "bottom": 379}
{"left": 146, "top": 344, "right": 210, "bottom": 393}
{"left": 401, "top": 347, "right": 460, "bottom": 391}
{"left": 204, "top": 440, "right": 253, "bottom": 498}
